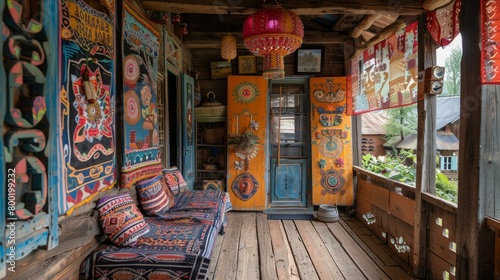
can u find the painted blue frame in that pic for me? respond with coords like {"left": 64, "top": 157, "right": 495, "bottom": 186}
{"left": 0, "top": 1, "right": 6, "bottom": 277}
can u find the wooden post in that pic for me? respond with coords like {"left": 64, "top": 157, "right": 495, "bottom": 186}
{"left": 456, "top": 0, "right": 494, "bottom": 279}
{"left": 414, "top": 15, "right": 438, "bottom": 278}
{"left": 344, "top": 38, "right": 363, "bottom": 167}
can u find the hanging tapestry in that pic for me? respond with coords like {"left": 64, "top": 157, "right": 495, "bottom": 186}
{"left": 426, "top": 0, "right": 461, "bottom": 48}
{"left": 310, "top": 77, "right": 353, "bottom": 206}
{"left": 347, "top": 21, "right": 418, "bottom": 115}
{"left": 481, "top": 0, "right": 500, "bottom": 84}
{"left": 121, "top": 0, "right": 162, "bottom": 188}
{"left": 59, "top": 0, "right": 116, "bottom": 214}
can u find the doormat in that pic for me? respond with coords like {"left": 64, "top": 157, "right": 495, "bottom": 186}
{"left": 267, "top": 214, "right": 314, "bottom": 220}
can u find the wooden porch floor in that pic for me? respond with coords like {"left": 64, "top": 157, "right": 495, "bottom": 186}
{"left": 208, "top": 212, "right": 415, "bottom": 280}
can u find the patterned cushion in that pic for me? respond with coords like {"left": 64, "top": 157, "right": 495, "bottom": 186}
{"left": 162, "top": 167, "right": 188, "bottom": 196}
{"left": 96, "top": 193, "right": 150, "bottom": 246}
{"left": 136, "top": 174, "right": 174, "bottom": 216}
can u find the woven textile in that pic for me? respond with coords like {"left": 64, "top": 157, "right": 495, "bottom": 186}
{"left": 136, "top": 174, "right": 173, "bottom": 216}
{"left": 163, "top": 167, "right": 189, "bottom": 195}
{"left": 81, "top": 190, "right": 232, "bottom": 279}
{"left": 96, "top": 193, "right": 149, "bottom": 246}
{"left": 347, "top": 21, "right": 418, "bottom": 115}
{"left": 59, "top": 0, "right": 117, "bottom": 214}
{"left": 120, "top": 0, "right": 162, "bottom": 188}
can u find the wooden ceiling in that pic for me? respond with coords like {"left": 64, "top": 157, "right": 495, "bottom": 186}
{"left": 141, "top": 0, "right": 425, "bottom": 48}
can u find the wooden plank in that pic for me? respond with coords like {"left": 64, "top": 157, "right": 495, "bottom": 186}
{"left": 457, "top": 1, "right": 491, "bottom": 278}
{"left": 350, "top": 216, "right": 415, "bottom": 274}
{"left": 358, "top": 178, "right": 390, "bottom": 212}
{"left": 237, "top": 213, "right": 260, "bottom": 279}
{"left": 384, "top": 214, "right": 414, "bottom": 266}
{"left": 214, "top": 212, "right": 243, "bottom": 280}
{"left": 282, "top": 220, "right": 319, "bottom": 280}
{"left": 312, "top": 221, "right": 367, "bottom": 279}
{"left": 268, "top": 219, "right": 300, "bottom": 280}
{"left": 428, "top": 204, "right": 457, "bottom": 265}
{"left": 414, "top": 14, "right": 437, "bottom": 277}
{"left": 207, "top": 228, "right": 225, "bottom": 279}
{"left": 256, "top": 213, "right": 278, "bottom": 280}
{"left": 343, "top": 219, "right": 399, "bottom": 267}
{"left": 389, "top": 192, "right": 416, "bottom": 226}
{"left": 427, "top": 251, "right": 456, "bottom": 280}
{"left": 349, "top": 15, "right": 383, "bottom": 38}
{"left": 326, "top": 221, "right": 391, "bottom": 280}
{"left": 338, "top": 218, "right": 413, "bottom": 280}
{"left": 41, "top": 239, "right": 100, "bottom": 280}
{"left": 142, "top": 0, "right": 424, "bottom": 15}
{"left": 295, "top": 220, "right": 344, "bottom": 279}
{"left": 422, "top": 192, "right": 457, "bottom": 214}
{"left": 354, "top": 167, "right": 416, "bottom": 200}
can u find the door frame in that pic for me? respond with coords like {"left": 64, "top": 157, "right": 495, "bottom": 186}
{"left": 267, "top": 77, "right": 312, "bottom": 208}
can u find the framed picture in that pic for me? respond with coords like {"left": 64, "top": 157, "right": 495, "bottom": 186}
{"left": 238, "top": 55, "right": 257, "bottom": 74}
{"left": 210, "top": 61, "right": 232, "bottom": 79}
{"left": 296, "top": 47, "right": 324, "bottom": 74}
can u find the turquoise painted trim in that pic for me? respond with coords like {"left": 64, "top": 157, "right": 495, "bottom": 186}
{"left": 451, "top": 156, "right": 458, "bottom": 171}
{"left": 181, "top": 73, "right": 195, "bottom": 190}
{"left": 0, "top": 0, "right": 7, "bottom": 276}
{"left": 268, "top": 77, "right": 312, "bottom": 209}
{"left": 44, "top": 0, "right": 60, "bottom": 249}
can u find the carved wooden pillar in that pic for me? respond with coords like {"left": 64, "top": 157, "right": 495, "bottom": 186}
{"left": 1, "top": 1, "right": 59, "bottom": 277}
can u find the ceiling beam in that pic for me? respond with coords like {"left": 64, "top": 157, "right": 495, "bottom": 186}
{"left": 349, "top": 14, "right": 382, "bottom": 38}
{"left": 142, "top": 1, "right": 424, "bottom": 16}
{"left": 182, "top": 31, "right": 349, "bottom": 48}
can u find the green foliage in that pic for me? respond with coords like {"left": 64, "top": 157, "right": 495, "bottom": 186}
{"left": 443, "top": 47, "right": 462, "bottom": 96}
{"left": 361, "top": 150, "right": 458, "bottom": 204}
{"left": 361, "top": 150, "right": 416, "bottom": 185}
{"left": 383, "top": 105, "right": 417, "bottom": 146}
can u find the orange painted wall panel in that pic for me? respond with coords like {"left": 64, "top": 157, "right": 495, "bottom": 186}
{"left": 309, "top": 77, "right": 354, "bottom": 205}
{"left": 227, "top": 76, "right": 268, "bottom": 210}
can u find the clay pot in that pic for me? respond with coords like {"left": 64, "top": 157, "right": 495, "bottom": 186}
{"left": 317, "top": 204, "right": 339, "bottom": 223}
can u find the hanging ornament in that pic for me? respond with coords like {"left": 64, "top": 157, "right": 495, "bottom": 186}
{"left": 172, "top": 13, "right": 181, "bottom": 24}
{"left": 426, "top": 0, "right": 461, "bottom": 47}
{"left": 180, "top": 22, "right": 189, "bottom": 36}
{"left": 221, "top": 33, "right": 237, "bottom": 62}
{"left": 242, "top": 5, "right": 304, "bottom": 79}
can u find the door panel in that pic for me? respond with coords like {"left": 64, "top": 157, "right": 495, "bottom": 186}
{"left": 271, "top": 158, "right": 307, "bottom": 207}
{"left": 309, "top": 77, "right": 353, "bottom": 205}
{"left": 181, "top": 73, "right": 195, "bottom": 189}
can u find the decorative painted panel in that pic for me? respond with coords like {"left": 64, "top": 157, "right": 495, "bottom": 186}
{"left": 2, "top": 0, "right": 59, "bottom": 273}
{"left": 481, "top": 0, "right": 500, "bottom": 84}
{"left": 270, "top": 158, "right": 307, "bottom": 207}
{"left": 310, "top": 77, "right": 354, "bottom": 206}
{"left": 120, "top": 0, "right": 162, "bottom": 188}
{"left": 227, "top": 76, "right": 268, "bottom": 210}
{"left": 59, "top": 0, "right": 117, "bottom": 214}
{"left": 347, "top": 21, "right": 418, "bottom": 115}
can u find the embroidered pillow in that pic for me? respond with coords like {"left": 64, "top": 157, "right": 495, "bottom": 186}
{"left": 96, "top": 193, "right": 149, "bottom": 246}
{"left": 137, "top": 174, "right": 174, "bottom": 215}
{"left": 162, "top": 167, "right": 188, "bottom": 196}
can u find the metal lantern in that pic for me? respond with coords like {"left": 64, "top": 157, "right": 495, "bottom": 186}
{"left": 242, "top": 6, "right": 304, "bottom": 79}
{"left": 221, "top": 33, "right": 237, "bottom": 62}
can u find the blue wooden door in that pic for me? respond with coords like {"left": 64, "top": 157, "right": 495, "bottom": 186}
{"left": 181, "top": 74, "right": 195, "bottom": 189}
{"left": 271, "top": 158, "right": 307, "bottom": 207}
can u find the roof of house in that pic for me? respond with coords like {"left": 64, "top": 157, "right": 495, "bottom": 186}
{"left": 435, "top": 96, "right": 461, "bottom": 130}
{"left": 384, "top": 131, "right": 460, "bottom": 151}
{"left": 361, "top": 96, "right": 460, "bottom": 135}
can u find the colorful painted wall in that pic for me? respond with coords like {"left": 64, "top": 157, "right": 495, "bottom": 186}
{"left": 227, "top": 76, "right": 268, "bottom": 210}
{"left": 310, "top": 77, "right": 354, "bottom": 206}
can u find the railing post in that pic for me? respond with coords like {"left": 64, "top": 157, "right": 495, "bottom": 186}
{"left": 414, "top": 15, "right": 438, "bottom": 278}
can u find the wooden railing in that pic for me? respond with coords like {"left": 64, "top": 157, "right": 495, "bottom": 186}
{"left": 354, "top": 166, "right": 458, "bottom": 279}
{"left": 486, "top": 216, "right": 500, "bottom": 279}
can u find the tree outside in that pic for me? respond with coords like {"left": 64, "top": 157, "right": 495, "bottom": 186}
{"left": 443, "top": 46, "right": 462, "bottom": 96}
{"left": 383, "top": 104, "right": 417, "bottom": 146}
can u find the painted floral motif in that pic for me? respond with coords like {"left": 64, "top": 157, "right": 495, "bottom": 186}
{"left": 318, "top": 159, "right": 327, "bottom": 169}
{"left": 335, "top": 157, "right": 344, "bottom": 167}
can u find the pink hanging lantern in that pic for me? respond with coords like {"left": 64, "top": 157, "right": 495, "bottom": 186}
{"left": 242, "top": 6, "right": 304, "bottom": 79}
